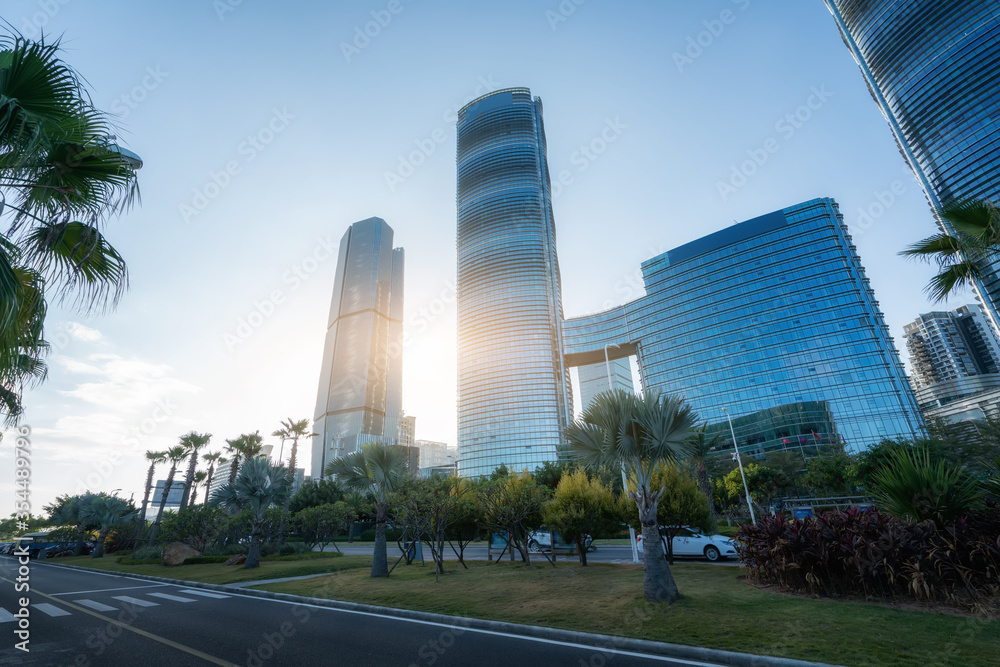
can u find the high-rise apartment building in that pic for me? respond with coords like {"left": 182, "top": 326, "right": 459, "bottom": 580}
{"left": 456, "top": 87, "right": 573, "bottom": 477}
{"left": 563, "top": 198, "right": 924, "bottom": 453}
{"left": 824, "top": 1, "right": 1000, "bottom": 317}
{"left": 398, "top": 414, "right": 416, "bottom": 448}
{"left": 577, "top": 358, "right": 634, "bottom": 414}
{"left": 312, "top": 217, "right": 404, "bottom": 478}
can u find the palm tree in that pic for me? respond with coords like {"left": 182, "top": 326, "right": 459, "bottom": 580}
{"left": 224, "top": 432, "right": 264, "bottom": 485}
{"left": 565, "top": 389, "right": 697, "bottom": 603}
{"left": 273, "top": 418, "right": 317, "bottom": 545}
{"left": 900, "top": 199, "right": 1000, "bottom": 301}
{"left": 147, "top": 444, "right": 187, "bottom": 546}
{"left": 178, "top": 431, "right": 212, "bottom": 511}
{"left": 138, "top": 450, "right": 166, "bottom": 523}
{"left": 210, "top": 456, "right": 291, "bottom": 569}
{"left": 202, "top": 452, "right": 224, "bottom": 505}
{"left": 325, "top": 441, "right": 409, "bottom": 577}
{"left": 687, "top": 424, "right": 723, "bottom": 520}
{"left": 81, "top": 494, "right": 137, "bottom": 558}
{"left": 0, "top": 34, "right": 141, "bottom": 424}
{"left": 189, "top": 471, "right": 208, "bottom": 506}
{"left": 45, "top": 493, "right": 98, "bottom": 556}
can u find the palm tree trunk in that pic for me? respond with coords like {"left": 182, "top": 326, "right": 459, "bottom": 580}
{"left": 228, "top": 455, "right": 240, "bottom": 485}
{"left": 139, "top": 463, "right": 156, "bottom": 523}
{"left": 204, "top": 464, "right": 215, "bottom": 505}
{"left": 696, "top": 463, "right": 716, "bottom": 521}
{"left": 372, "top": 505, "right": 389, "bottom": 577}
{"left": 179, "top": 451, "right": 198, "bottom": 511}
{"left": 637, "top": 491, "right": 679, "bottom": 603}
{"left": 190, "top": 485, "right": 199, "bottom": 506}
{"left": 148, "top": 465, "right": 177, "bottom": 546}
{"left": 93, "top": 529, "right": 108, "bottom": 558}
{"left": 246, "top": 523, "right": 262, "bottom": 569}
{"left": 74, "top": 524, "right": 86, "bottom": 557}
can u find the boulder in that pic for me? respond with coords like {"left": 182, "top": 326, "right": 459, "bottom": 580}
{"left": 223, "top": 554, "right": 247, "bottom": 566}
{"left": 161, "top": 542, "right": 202, "bottom": 566}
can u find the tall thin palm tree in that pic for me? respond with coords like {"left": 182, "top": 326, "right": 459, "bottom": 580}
{"left": 82, "top": 494, "right": 137, "bottom": 558}
{"left": 210, "top": 456, "right": 291, "bottom": 569}
{"left": 224, "top": 432, "right": 264, "bottom": 485}
{"left": 900, "top": 199, "right": 1000, "bottom": 301}
{"left": 189, "top": 471, "right": 208, "bottom": 506}
{"left": 147, "top": 444, "right": 187, "bottom": 546}
{"left": 138, "top": 450, "right": 166, "bottom": 524}
{"left": 565, "top": 389, "right": 697, "bottom": 603}
{"left": 0, "top": 34, "right": 141, "bottom": 424}
{"left": 202, "top": 451, "right": 224, "bottom": 505}
{"left": 178, "top": 431, "right": 212, "bottom": 511}
{"left": 273, "top": 418, "right": 318, "bottom": 545}
{"left": 687, "top": 424, "right": 723, "bottom": 520}
{"left": 325, "top": 441, "right": 409, "bottom": 577}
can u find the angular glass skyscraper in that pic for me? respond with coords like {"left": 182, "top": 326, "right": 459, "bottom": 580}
{"left": 312, "top": 217, "right": 404, "bottom": 478}
{"left": 824, "top": 0, "right": 1000, "bottom": 314}
{"left": 563, "top": 199, "right": 925, "bottom": 454}
{"left": 456, "top": 87, "right": 573, "bottom": 477}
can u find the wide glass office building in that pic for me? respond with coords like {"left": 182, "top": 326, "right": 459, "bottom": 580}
{"left": 824, "top": 0, "right": 1000, "bottom": 316}
{"left": 456, "top": 87, "right": 573, "bottom": 477}
{"left": 563, "top": 199, "right": 924, "bottom": 453}
{"left": 312, "top": 217, "right": 404, "bottom": 478}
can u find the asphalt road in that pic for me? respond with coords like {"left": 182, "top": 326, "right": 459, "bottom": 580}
{"left": 0, "top": 556, "right": 734, "bottom": 667}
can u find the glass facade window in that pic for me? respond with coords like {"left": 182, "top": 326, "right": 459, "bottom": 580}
{"left": 312, "top": 217, "right": 404, "bottom": 477}
{"left": 563, "top": 198, "right": 925, "bottom": 454}
{"left": 824, "top": 0, "right": 1000, "bottom": 322}
{"left": 456, "top": 88, "right": 573, "bottom": 477}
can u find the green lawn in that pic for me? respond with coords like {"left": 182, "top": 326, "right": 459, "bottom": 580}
{"left": 50, "top": 554, "right": 997, "bottom": 666}
{"left": 253, "top": 560, "right": 997, "bottom": 667}
{"left": 49, "top": 553, "right": 368, "bottom": 585}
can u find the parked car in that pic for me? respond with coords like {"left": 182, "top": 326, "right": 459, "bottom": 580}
{"left": 636, "top": 526, "right": 737, "bottom": 561}
{"left": 526, "top": 528, "right": 595, "bottom": 553}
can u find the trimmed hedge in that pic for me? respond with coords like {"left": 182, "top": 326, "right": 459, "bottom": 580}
{"left": 736, "top": 504, "right": 1000, "bottom": 615}
{"left": 183, "top": 555, "right": 231, "bottom": 565}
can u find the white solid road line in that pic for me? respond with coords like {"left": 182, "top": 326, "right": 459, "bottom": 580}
{"left": 33, "top": 603, "right": 72, "bottom": 617}
{"left": 177, "top": 589, "right": 230, "bottom": 599}
{"left": 0, "top": 608, "right": 16, "bottom": 623}
{"left": 148, "top": 592, "right": 197, "bottom": 603}
{"left": 75, "top": 600, "right": 119, "bottom": 612}
{"left": 111, "top": 595, "right": 159, "bottom": 607}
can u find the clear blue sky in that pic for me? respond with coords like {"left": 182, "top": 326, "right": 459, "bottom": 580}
{"left": 1, "top": 0, "right": 967, "bottom": 516}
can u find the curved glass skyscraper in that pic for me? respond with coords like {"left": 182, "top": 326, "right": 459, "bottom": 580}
{"left": 456, "top": 87, "right": 572, "bottom": 477}
{"left": 824, "top": 0, "right": 1000, "bottom": 313}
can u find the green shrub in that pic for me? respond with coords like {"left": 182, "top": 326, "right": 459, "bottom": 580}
{"left": 130, "top": 545, "right": 163, "bottom": 560}
{"left": 359, "top": 527, "right": 401, "bottom": 542}
{"left": 118, "top": 557, "right": 160, "bottom": 565}
{"left": 871, "top": 447, "right": 982, "bottom": 526}
{"left": 266, "top": 551, "right": 342, "bottom": 561}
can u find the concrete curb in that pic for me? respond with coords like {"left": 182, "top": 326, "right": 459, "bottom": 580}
{"left": 40, "top": 561, "right": 842, "bottom": 667}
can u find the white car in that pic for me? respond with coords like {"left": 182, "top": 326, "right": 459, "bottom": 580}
{"left": 635, "top": 527, "right": 737, "bottom": 561}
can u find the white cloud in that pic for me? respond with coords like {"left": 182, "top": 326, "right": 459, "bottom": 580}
{"left": 64, "top": 322, "right": 103, "bottom": 342}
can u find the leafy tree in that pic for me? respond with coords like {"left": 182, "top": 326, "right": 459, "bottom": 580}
{"left": 444, "top": 478, "right": 482, "bottom": 567}
{"left": 479, "top": 471, "right": 549, "bottom": 567}
{"left": 45, "top": 493, "right": 97, "bottom": 555}
{"left": 81, "top": 495, "right": 137, "bottom": 558}
{"left": 565, "top": 388, "right": 697, "bottom": 603}
{"left": 630, "top": 464, "right": 714, "bottom": 564}
{"left": 0, "top": 34, "right": 141, "bottom": 424}
{"left": 210, "top": 456, "right": 291, "bottom": 568}
{"left": 289, "top": 478, "right": 344, "bottom": 514}
{"left": 341, "top": 491, "right": 371, "bottom": 542}
{"left": 325, "top": 440, "right": 409, "bottom": 577}
{"left": 147, "top": 444, "right": 187, "bottom": 546}
{"left": 802, "top": 444, "right": 856, "bottom": 496}
{"left": 542, "top": 467, "right": 619, "bottom": 565}
{"left": 392, "top": 476, "right": 470, "bottom": 578}
{"left": 159, "top": 504, "right": 225, "bottom": 550}
{"left": 293, "top": 502, "right": 354, "bottom": 552}
{"left": 178, "top": 432, "right": 212, "bottom": 511}
{"left": 489, "top": 463, "right": 511, "bottom": 480}
{"left": 533, "top": 460, "right": 572, "bottom": 491}
{"left": 900, "top": 198, "right": 1000, "bottom": 302}
{"left": 138, "top": 450, "right": 166, "bottom": 523}
{"left": 0, "top": 513, "right": 48, "bottom": 538}
{"left": 723, "top": 462, "right": 789, "bottom": 514}
{"left": 870, "top": 447, "right": 982, "bottom": 527}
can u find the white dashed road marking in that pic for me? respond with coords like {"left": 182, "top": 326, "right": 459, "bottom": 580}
{"left": 75, "top": 600, "right": 119, "bottom": 612}
{"left": 177, "top": 589, "right": 231, "bottom": 599}
{"left": 34, "top": 603, "right": 71, "bottom": 617}
{"left": 111, "top": 596, "right": 159, "bottom": 607}
{"left": 148, "top": 592, "right": 197, "bottom": 603}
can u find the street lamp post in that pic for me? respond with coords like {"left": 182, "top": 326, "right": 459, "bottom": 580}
{"left": 604, "top": 343, "right": 640, "bottom": 564}
{"left": 722, "top": 407, "right": 756, "bottom": 524}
